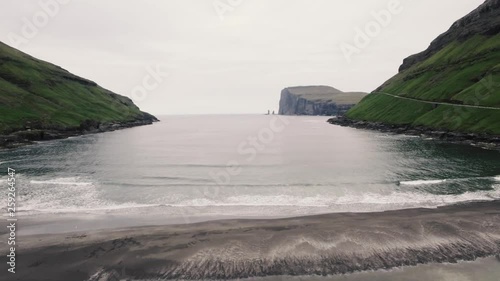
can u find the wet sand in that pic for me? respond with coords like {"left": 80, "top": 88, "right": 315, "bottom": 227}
{"left": 2, "top": 200, "right": 500, "bottom": 281}
{"left": 252, "top": 257, "right": 500, "bottom": 281}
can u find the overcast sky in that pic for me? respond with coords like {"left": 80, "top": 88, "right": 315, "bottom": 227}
{"left": 0, "top": 0, "right": 485, "bottom": 114}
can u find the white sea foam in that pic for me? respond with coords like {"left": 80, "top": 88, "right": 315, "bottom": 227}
{"left": 401, "top": 175, "right": 500, "bottom": 186}
{"left": 174, "top": 195, "right": 330, "bottom": 208}
{"left": 8, "top": 175, "right": 500, "bottom": 216}
{"left": 13, "top": 188, "right": 500, "bottom": 215}
{"left": 161, "top": 188, "right": 500, "bottom": 211}
{"left": 30, "top": 178, "right": 93, "bottom": 186}
{"left": 400, "top": 179, "right": 447, "bottom": 186}
{"left": 0, "top": 159, "right": 23, "bottom": 165}
{"left": 17, "top": 203, "right": 162, "bottom": 214}
{"left": 333, "top": 188, "right": 500, "bottom": 207}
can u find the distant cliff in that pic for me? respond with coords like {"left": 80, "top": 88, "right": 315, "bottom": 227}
{"left": 279, "top": 86, "right": 367, "bottom": 116}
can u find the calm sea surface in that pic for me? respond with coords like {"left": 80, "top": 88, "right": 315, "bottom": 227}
{"left": 1, "top": 115, "right": 499, "bottom": 231}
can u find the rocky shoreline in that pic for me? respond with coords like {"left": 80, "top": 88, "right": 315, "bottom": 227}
{"left": 0, "top": 112, "right": 159, "bottom": 149}
{"left": 329, "top": 116, "right": 500, "bottom": 149}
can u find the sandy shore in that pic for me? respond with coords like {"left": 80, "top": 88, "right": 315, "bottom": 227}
{"left": 251, "top": 257, "right": 500, "bottom": 281}
{"left": 2, "top": 200, "right": 500, "bottom": 281}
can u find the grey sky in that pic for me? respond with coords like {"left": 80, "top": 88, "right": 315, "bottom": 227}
{"left": 1, "top": 0, "right": 485, "bottom": 114}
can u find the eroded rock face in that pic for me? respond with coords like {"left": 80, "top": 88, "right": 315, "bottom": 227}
{"left": 279, "top": 90, "right": 351, "bottom": 115}
{"left": 278, "top": 86, "right": 367, "bottom": 116}
{"left": 399, "top": 0, "right": 500, "bottom": 72}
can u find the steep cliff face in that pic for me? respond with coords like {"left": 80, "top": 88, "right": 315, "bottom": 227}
{"left": 279, "top": 86, "right": 367, "bottom": 116}
{"left": 346, "top": 0, "right": 500, "bottom": 134}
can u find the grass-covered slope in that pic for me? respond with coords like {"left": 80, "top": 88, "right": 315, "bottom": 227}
{"left": 0, "top": 41, "right": 155, "bottom": 134}
{"left": 285, "top": 86, "right": 367, "bottom": 105}
{"left": 347, "top": 0, "right": 500, "bottom": 134}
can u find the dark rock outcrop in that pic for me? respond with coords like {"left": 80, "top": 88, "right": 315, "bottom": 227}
{"left": 279, "top": 86, "right": 367, "bottom": 116}
{"left": 0, "top": 114, "right": 159, "bottom": 149}
{"left": 329, "top": 116, "right": 500, "bottom": 149}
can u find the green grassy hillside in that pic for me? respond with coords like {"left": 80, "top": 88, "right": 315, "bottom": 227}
{"left": 0, "top": 42, "right": 155, "bottom": 134}
{"left": 285, "top": 86, "right": 368, "bottom": 105}
{"left": 347, "top": 0, "right": 500, "bottom": 134}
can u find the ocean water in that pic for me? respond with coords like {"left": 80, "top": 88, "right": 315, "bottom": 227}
{"left": 1, "top": 115, "right": 500, "bottom": 227}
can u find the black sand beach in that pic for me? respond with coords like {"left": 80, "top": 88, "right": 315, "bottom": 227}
{"left": 3, "top": 200, "right": 499, "bottom": 281}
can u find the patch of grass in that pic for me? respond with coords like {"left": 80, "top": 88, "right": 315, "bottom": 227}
{"left": 347, "top": 94, "right": 434, "bottom": 124}
{"left": 415, "top": 105, "right": 500, "bottom": 134}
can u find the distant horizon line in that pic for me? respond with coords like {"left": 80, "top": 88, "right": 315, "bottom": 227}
{"left": 151, "top": 113, "right": 281, "bottom": 116}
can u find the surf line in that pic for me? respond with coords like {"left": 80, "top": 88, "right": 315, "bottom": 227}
{"left": 398, "top": 175, "right": 500, "bottom": 186}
